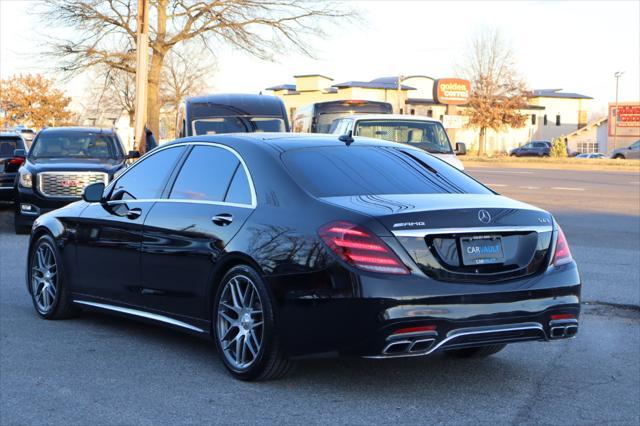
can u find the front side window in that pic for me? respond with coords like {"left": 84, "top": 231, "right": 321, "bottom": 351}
{"left": 283, "top": 146, "right": 491, "bottom": 197}
{"left": 355, "top": 120, "right": 453, "bottom": 154}
{"left": 169, "top": 146, "right": 249, "bottom": 204}
{"left": 192, "top": 117, "right": 285, "bottom": 135}
{"left": 110, "top": 146, "right": 185, "bottom": 201}
{"left": 30, "top": 131, "right": 123, "bottom": 159}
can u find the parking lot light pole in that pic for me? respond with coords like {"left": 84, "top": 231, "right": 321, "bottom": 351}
{"left": 613, "top": 71, "right": 624, "bottom": 151}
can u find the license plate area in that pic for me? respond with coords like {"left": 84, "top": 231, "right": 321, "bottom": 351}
{"left": 460, "top": 236, "right": 504, "bottom": 265}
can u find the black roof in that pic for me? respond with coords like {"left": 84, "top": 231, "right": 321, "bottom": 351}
{"left": 531, "top": 89, "right": 593, "bottom": 100}
{"left": 166, "top": 132, "right": 405, "bottom": 154}
{"left": 185, "top": 93, "right": 285, "bottom": 117}
{"left": 39, "top": 127, "right": 117, "bottom": 134}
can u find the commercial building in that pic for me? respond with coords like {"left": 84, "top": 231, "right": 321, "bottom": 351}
{"left": 563, "top": 102, "right": 640, "bottom": 154}
{"left": 266, "top": 74, "right": 593, "bottom": 154}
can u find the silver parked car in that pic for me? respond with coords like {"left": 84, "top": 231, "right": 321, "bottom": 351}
{"left": 611, "top": 140, "right": 640, "bottom": 159}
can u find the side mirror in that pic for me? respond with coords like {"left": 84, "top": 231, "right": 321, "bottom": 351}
{"left": 127, "top": 150, "right": 140, "bottom": 159}
{"left": 455, "top": 142, "right": 467, "bottom": 156}
{"left": 83, "top": 182, "right": 105, "bottom": 203}
{"left": 14, "top": 149, "right": 26, "bottom": 158}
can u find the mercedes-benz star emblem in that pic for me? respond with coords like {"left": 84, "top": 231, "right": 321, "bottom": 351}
{"left": 478, "top": 209, "right": 492, "bottom": 224}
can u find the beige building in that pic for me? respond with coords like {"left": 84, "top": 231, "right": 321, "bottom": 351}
{"left": 563, "top": 102, "right": 640, "bottom": 154}
{"left": 267, "top": 75, "right": 594, "bottom": 154}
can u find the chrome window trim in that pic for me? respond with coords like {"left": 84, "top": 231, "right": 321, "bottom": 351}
{"left": 103, "top": 198, "right": 254, "bottom": 210}
{"left": 392, "top": 225, "right": 553, "bottom": 238}
{"left": 37, "top": 171, "right": 108, "bottom": 198}
{"left": 73, "top": 300, "right": 205, "bottom": 333}
{"left": 105, "top": 141, "right": 257, "bottom": 209}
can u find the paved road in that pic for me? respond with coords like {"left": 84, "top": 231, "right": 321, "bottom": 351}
{"left": 1, "top": 166, "right": 639, "bottom": 425}
{"left": 466, "top": 166, "right": 640, "bottom": 307}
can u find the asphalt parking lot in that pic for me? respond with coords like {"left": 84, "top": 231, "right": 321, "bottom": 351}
{"left": 1, "top": 166, "right": 639, "bottom": 425}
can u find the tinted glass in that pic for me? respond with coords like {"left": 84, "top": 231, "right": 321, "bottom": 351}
{"left": 0, "top": 137, "right": 22, "bottom": 157}
{"left": 225, "top": 166, "right": 252, "bottom": 205}
{"left": 192, "top": 117, "right": 285, "bottom": 135}
{"left": 283, "top": 146, "right": 492, "bottom": 197}
{"left": 31, "top": 131, "right": 122, "bottom": 159}
{"left": 111, "top": 146, "right": 185, "bottom": 200}
{"left": 355, "top": 120, "right": 453, "bottom": 154}
{"left": 170, "top": 146, "right": 239, "bottom": 202}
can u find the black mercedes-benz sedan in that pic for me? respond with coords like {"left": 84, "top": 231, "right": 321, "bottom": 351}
{"left": 26, "top": 133, "right": 581, "bottom": 381}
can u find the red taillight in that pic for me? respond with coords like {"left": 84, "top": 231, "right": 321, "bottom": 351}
{"left": 553, "top": 226, "right": 573, "bottom": 266}
{"left": 551, "top": 314, "right": 576, "bottom": 320}
{"left": 319, "top": 221, "right": 409, "bottom": 275}
{"left": 8, "top": 157, "right": 25, "bottom": 167}
{"left": 392, "top": 325, "right": 437, "bottom": 335}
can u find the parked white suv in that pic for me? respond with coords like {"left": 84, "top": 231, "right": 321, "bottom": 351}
{"left": 330, "top": 114, "right": 466, "bottom": 170}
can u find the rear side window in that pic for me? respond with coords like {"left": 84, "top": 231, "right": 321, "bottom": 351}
{"left": 111, "top": 146, "right": 185, "bottom": 201}
{"left": 0, "top": 137, "right": 23, "bottom": 157}
{"left": 170, "top": 146, "right": 244, "bottom": 203}
{"left": 283, "top": 146, "right": 491, "bottom": 197}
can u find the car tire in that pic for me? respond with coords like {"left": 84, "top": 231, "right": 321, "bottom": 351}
{"left": 444, "top": 344, "right": 507, "bottom": 358}
{"left": 212, "top": 264, "right": 295, "bottom": 381}
{"left": 614, "top": 154, "right": 625, "bottom": 159}
{"left": 28, "top": 234, "right": 78, "bottom": 319}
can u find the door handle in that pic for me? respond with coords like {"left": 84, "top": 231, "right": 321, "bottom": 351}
{"left": 126, "top": 207, "right": 142, "bottom": 220}
{"left": 212, "top": 213, "right": 233, "bottom": 226}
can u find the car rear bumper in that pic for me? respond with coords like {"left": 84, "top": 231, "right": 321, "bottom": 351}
{"left": 276, "top": 263, "right": 581, "bottom": 358}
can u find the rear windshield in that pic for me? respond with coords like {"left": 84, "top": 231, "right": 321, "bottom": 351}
{"left": 354, "top": 120, "right": 453, "bottom": 154}
{"left": 0, "top": 137, "right": 23, "bottom": 157}
{"left": 30, "top": 132, "right": 122, "bottom": 159}
{"left": 283, "top": 146, "right": 491, "bottom": 197}
{"left": 192, "top": 117, "right": 285, "bottom": 135}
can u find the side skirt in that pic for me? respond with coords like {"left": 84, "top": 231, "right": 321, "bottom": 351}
{"left": 73, "top": 299, "right": 210, "bottom": 336}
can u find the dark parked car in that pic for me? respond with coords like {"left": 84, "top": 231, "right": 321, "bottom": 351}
{"left": 0, "top": 132, "right": 27, "bottom": 201}
{"left": 510, "top": 141, "right": 551, "bottom": 157}
{"left": 610, "top": 140, "right": 640, "bottom": 159}
{"left": 175, "top": 93, "right": 289, "bottom": 138}
{"left": 14, "top": 127, "right": 134, "bottom": 234}
{"left": 26, "top": 133, "right": 580, "bottom": 381}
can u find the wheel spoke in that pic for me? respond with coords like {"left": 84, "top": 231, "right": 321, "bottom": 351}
{"left": 229, "top": 279, "right": 241, "bottom": 309}
{"left": 221, "top": 301, "right": 239, "bottom": 314}
{"left": 218, "top": 310, "right": 235, "bottom": 325}
{"left": 45, "top": 285, "right": 56, "bottom": 301}
{"left": 234, "top": 334, "right": 243, "bottom": 365}
{"left": 245, "top": 334, "right": 257, "bottom": 357}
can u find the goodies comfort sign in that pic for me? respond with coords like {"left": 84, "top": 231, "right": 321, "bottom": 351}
{"left": 433, "top": 79, "right": 471, "bottom": 105}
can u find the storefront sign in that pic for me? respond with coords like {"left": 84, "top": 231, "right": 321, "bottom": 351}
{"left": 608, "top": 103, "right": 640, "bottom": 136}
{"left": 433, "top": 78, "right": 471, "bottom": 105}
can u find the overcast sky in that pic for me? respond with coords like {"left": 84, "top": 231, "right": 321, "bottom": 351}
{"left": 1, "top": 0, "right": 639, "bottom": 115}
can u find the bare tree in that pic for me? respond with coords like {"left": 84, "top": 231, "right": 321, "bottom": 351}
{"left": 87, "top": 45, "right": 213, "bottom": 130}
{"left": 161, "top": 46, "right": 214, "bottom": 115}
{"left": 42, "top": 0, "right": 351, "bottom": 148}
{"left": 460, "top": 29, "right": 528, "bottom": 155}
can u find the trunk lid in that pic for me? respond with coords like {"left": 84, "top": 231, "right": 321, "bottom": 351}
{"left": 320, "top": 194, "right": 554, "bottom": 283}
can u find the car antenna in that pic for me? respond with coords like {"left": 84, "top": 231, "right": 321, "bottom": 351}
{"left": 338, "top": 130, "right": 354, "bottom": 146}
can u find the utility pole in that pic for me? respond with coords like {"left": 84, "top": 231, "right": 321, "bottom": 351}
{"left": 396, "top": 74, "right": 404, "bottom": 114}
{"left": 134, "top": 0, "right": 150, "bottom": 153}
{"left": 613, "top": 71, "right": 624, "bottom": 152}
